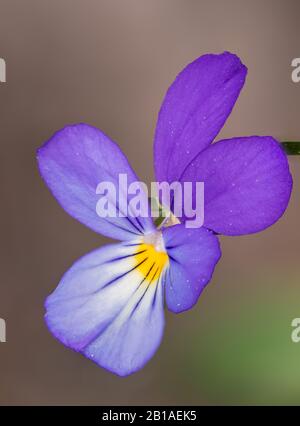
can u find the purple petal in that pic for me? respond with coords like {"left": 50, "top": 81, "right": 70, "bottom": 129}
{"left": 181, "top": 136, "right": 293, "bottom": 235}
{"left": 154, "top": 52, "right": 247, "bottom": 183}
{"left": 37, "top": 123, "right": 155, "bottom": 241}
{"left": 162, "top": 224, "right": 221, "bottom": 313}
{"left": 45, "top": 240, "right": 165, "bottom": 376}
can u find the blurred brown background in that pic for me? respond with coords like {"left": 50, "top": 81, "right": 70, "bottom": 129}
{"left": 0, "top": 0, "right": 299, "bottom": 405}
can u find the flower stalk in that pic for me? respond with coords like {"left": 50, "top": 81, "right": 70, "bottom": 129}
{"left": 282, "top": 141, "right": 300, "bottom": 155}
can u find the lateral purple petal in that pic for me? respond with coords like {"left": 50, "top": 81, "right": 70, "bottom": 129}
{"left": 37, "top": 124, "right": 155, "bottom": 240}
{"left": 181, "top": 136, "right": 293, "bottom": 235}
{"left": 162, "top": 224, "right": 221, "bottom": 313}
{"left": 154, "top": 52, "right": 247, "bottom": 183}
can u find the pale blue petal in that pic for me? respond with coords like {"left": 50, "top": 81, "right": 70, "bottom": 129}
{"left": 45, "top": 240, "right": 165, "bottom": 376}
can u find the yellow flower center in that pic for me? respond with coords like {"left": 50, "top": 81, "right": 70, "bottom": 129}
{"left": 134, "top": 232, "right": 169, "bottom": 284}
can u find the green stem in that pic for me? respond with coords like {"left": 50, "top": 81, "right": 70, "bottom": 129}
{"left": 281, "top": 141, "right": 300, "bottom": 155}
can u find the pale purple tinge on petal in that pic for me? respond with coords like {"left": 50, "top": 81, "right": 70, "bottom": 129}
{"left": 162, "top": 224, "right": 221, "bottom": 313}
{"left": 37, "top": 123, "right": 155, "bottom": 241}
{"left": 45, "top": 241, "right": 165, "bottom": 376}
{"left": 181, "top": 136, "right": 293, "bottom": 236}
{"left": 154, "top": 52, "right": 247, "bottom": 183}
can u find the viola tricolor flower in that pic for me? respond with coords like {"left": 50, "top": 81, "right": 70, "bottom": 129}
{"left": 37, "top": 52, "right": 292, "bottom": 376}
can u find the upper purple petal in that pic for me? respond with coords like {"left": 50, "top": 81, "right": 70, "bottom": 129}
{"left": 37, "top": 123, "right": 155, "bottom": 241}
{"left": 162, "top": 224, "right": 221, "bottom": 313}
{"left": 154, "top": 52, "right": 247, "bottom": 183}
{"left": 181, "top": 136, "right": 293, "bottom": 235}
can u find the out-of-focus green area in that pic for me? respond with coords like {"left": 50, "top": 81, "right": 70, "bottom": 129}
{"left": 165, "top": 272, "right": 300, "bottom": 405}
